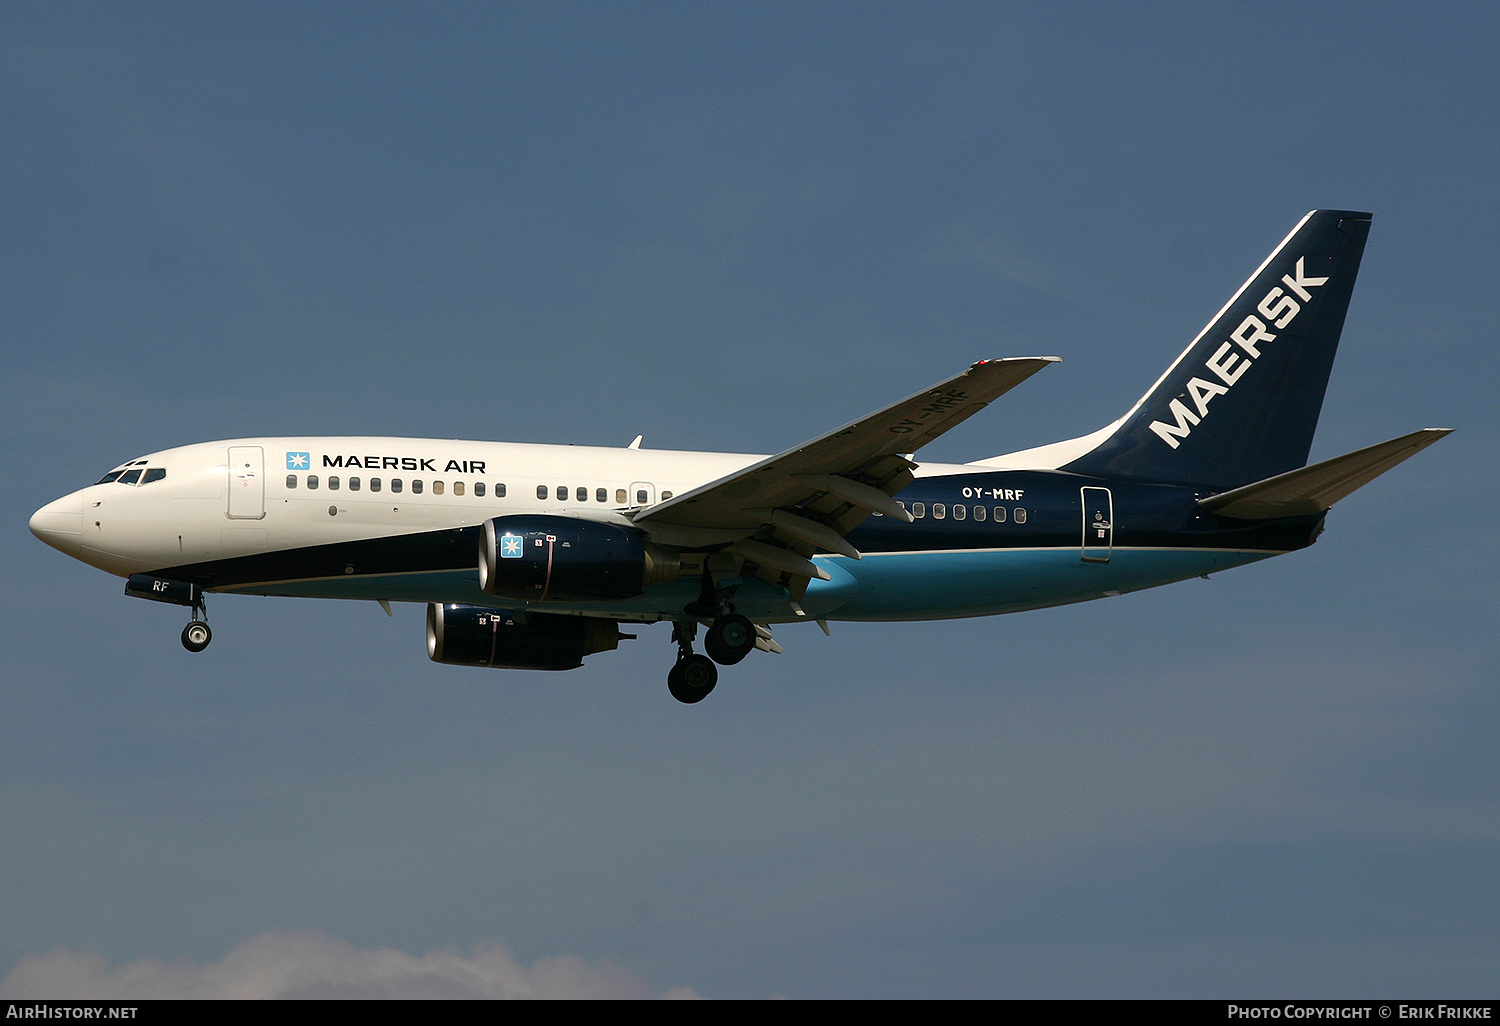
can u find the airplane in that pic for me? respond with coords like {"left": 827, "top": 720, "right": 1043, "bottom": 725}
{"left": 30, "top": 210, "right": 1450, "bottom": 703}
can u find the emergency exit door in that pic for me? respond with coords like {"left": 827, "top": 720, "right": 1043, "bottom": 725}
{"left": 1081, "top": 486, "right": 1112, "bottom": 563}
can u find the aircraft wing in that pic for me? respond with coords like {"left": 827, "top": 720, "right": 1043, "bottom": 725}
{"left": 632, "top": 358, "right": 1057, "bottom": 588}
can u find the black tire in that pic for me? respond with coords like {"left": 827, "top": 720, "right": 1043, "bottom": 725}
{"left": 704, "top": 614, "right": 754, "bottom": 665}
{"left": 667, "top": 653, "right": 717, "bottom": 703}
{"left": 181, "top": 621, "right": 212, "bottom": 653}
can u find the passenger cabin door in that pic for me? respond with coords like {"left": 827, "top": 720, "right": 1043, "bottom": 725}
{"left": 227, "top": 446, "right": 266, "bottom": 520}
{"left": 1080, "top": 486, "right": 1112, "bottom": 563}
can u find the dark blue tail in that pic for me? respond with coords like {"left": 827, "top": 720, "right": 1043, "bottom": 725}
{"left": 1061, "top": 210, "right": 1372, "bottom": 490}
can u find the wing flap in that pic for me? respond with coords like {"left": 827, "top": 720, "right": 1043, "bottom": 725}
{"left": 633, "top": 357, "right": 1056, "bottom": 597}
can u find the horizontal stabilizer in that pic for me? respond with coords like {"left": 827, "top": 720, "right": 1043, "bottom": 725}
{"left": 1198, "top": 428, "right": 1451, "bottom": 519}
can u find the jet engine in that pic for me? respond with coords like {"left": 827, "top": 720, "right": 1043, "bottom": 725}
{"left": 478, "top": 514, "right": 680, "bottom": 603}
{"left": 426, "top": 603, "right": 627, "bottom": 671}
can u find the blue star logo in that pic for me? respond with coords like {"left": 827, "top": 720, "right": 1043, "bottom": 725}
{"left": 285, "top": 452, "right": 311, "bottom": 470}
{"left": 500, "top": 535, "right": 523, "bottom": 558}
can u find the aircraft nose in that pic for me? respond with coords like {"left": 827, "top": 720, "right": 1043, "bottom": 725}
{"left": 30, "top": 492, "right": 84, "bottom": 556}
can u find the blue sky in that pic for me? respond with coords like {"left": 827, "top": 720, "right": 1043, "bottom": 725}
{"left": 2, "top": 2, "right": 1496, "bottom": 998}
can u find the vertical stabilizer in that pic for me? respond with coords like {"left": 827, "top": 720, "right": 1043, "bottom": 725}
{"left": 1060, "top": 210, "right": 1372, "bottom": 490}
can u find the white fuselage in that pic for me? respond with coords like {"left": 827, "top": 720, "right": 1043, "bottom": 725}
{"left": 33, "top": 435, "right": 982, "bottom": 579}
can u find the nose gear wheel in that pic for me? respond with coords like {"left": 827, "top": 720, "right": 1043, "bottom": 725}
{"left": 181, "top": 617, "right": 211, "bottom": 653}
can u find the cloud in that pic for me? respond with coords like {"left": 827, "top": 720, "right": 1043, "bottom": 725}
{"left": 0, "top": 931, "right": 700, "bottom": 1000}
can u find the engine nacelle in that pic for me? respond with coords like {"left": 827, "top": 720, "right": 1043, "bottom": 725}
{"left": 426, "top": 603, "right": 624, "bottom": 671}
{"left": 478, "top": 514, "right": 679, "bottom": 603}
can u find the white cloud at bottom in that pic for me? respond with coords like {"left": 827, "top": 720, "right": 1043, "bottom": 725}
{"left": 0, "top": 931, "right": 701, "bottom": 1000}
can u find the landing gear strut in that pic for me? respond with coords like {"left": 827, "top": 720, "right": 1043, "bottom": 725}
{"left": 180, "top": 597, "right": 211, "bottom": 653}
{"left": 667, "top": 621, "right": 717, "bottom": 704}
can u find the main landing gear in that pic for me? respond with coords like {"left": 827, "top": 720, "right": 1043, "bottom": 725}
{"left": 704, "top": 613, "right": 754, "bottom": 665}
{"left": 665, "top": 562, "right": 762, "bottom": 703}
{"left": 667, "top": 622, "right": 716, "bottom": 704}
{"left": 666, "top": 617, "right": 757, "bottom": 705}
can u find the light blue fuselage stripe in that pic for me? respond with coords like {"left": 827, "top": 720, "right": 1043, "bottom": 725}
{"left": 802, "top": 547, "right": 1275, "bottom": 620}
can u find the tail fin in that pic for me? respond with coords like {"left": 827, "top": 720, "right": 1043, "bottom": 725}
{"left": 1060, "top": 210, "right": 1373, "bottom": 490}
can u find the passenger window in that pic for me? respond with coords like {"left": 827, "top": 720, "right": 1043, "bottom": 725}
{"left": 537, "top": 485, "right": 548, "bottom": 500}
{"left": 557, "top": 486, "right": 569, "bottom": 501}
{"left": 993, "top": 506, "right": 1005, "bottom": 522}
{"left": 453, "top": 481, "right": 465, "bottom": 496}
{"left": 328, "top": 476, "right": 340, "bottom": 490}
{"left": 286, "top": 475, "right": 298, "bottom": 489}
{"left": 411, "top": 479, "right": 423, "bottom": 494}
{"left": 973, "top": 505, "right": 986, "bottom": 522}
{"left": 615, "top": 488, "right": 627, "bottom": 504}
{"left": 433, "top": 481, "right": 444, "bottom": 495}
{"left": 575, "top": 486, "right": 586, "bottom": 501}
{"left": 661, "top": 491, "right": 673, "bottom": 500}
{"left": 1014, "top": 508, "right": 1027, "bottom": 524}
{"left": 349, "top": 477, "right": 361, "bottom": 491}
{"left": 953, "top": 504, "right": 966, "bottom": 520}
{"left": 596, "top": 488, "right": 607, "bottom": 503}
{"left": 307, "top": 475, "right": 319, "bottom": 489}
{"left": 911, "top": 502, "right": 925, "bottom": 518}
{"left": 370, "top": 478, "right": 382, "bottom": 493}
{"left": 391, "top": 479, "right": 403, "bottom": 493}
{"left": 474, "top": 482, "right": 485, "bottom": 497}
{"left": 142, "top": 468, "right": 166, "bottom": 484}
{"left": 495, "top": 483, "right": 506, "bottom": 498}
{"left": 933, "top": 503, "right": 946, "bottom": 519}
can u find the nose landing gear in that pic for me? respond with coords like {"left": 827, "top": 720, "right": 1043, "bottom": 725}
{"left": 180, "top": 596, "right": 211, "bottom": 653}
{"left": 123, "top": 574, "right": 214, "bottom": 653}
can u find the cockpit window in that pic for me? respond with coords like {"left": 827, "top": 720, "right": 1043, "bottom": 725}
{"left": 99, "top": 466, "right": 166, "bottom": 486}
